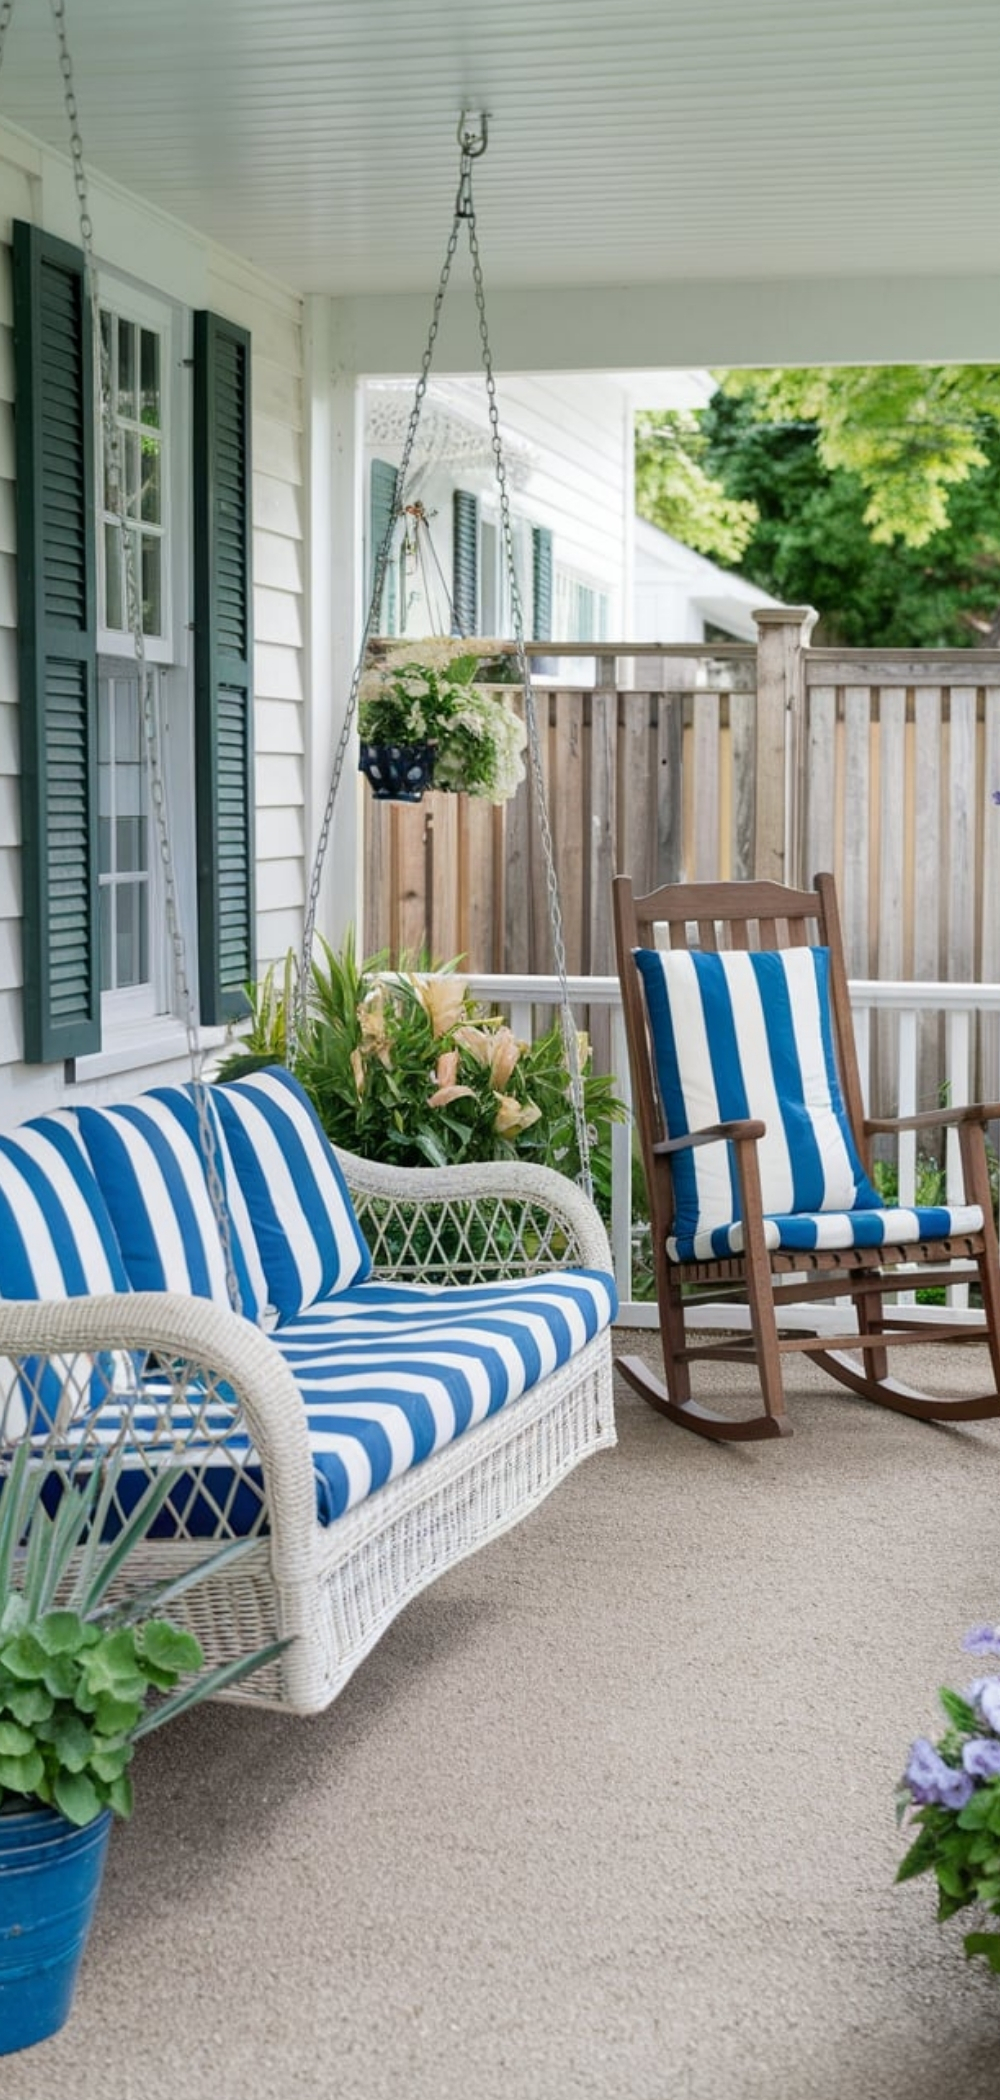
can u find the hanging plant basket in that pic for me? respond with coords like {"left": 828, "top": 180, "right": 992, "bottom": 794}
{"left": 359, "top": 740, "right": 436, "bottom": 804}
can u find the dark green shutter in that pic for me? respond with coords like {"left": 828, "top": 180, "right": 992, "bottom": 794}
{"left": 13, "top": 222, "right": 99, "bottom": 1063}
{"left": 370, "top": 458, "right": 398, "bottom": 628}
{"left": 532, "top": 526, "right": 553, "bottom": 639}
{"left": 453, "top": 489, "right": 479, "bottom": 635}
{"left": 193, "top": 311, "right": 254, "bottom": 1025}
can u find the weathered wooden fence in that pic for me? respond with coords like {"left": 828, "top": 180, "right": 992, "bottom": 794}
{"left": 362, "top": 613, "right": 1000, "bottom": 1109}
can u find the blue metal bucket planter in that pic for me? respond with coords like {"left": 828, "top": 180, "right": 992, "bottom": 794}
{"left": 0, "top": 1805, "right": 112, "bottom": 2054}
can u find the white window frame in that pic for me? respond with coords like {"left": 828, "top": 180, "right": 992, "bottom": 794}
{"left": 477, "top": 504, "right": 533, "bottom": 637}
{"left": 96, "top": 279, "right": 187, "bottom": 668}
{"left": 91, "top": 275, "right": 195, "bottom": 1046}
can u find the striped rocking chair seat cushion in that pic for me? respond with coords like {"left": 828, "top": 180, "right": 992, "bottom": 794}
{"left": 633, "top": 944, "right": 983, "bottom": 1263}
{"left": 90, "top": 1268, "right": 618, "bottom": 1533}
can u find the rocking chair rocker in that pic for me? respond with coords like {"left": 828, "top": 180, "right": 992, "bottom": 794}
{"left": 612, "top": 871, "right": 1000, "bottom": 1442}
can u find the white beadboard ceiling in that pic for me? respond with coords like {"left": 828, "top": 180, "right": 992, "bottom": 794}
{"left": 0, "top": 0, "right": 996, "bottom": 298}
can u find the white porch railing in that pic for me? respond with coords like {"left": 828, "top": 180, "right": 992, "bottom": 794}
{"left": 468, "top": 972, "right": 1000, "bottom": 1325}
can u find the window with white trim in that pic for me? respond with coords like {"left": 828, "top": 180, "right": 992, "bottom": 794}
{"left": 95, "top": 281, "right": 188, "bottom": 1025}
{"left": 553, "top": 566, "right": 611, "bottom": 643}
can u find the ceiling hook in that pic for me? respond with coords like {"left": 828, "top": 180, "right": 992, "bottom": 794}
{"left": 457, "top": 110, "right": 489, "bottom": 160}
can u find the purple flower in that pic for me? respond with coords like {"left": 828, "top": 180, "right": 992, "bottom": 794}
{"left": 904, "top": 1737, "right": 974, "bottom": 1809}
{"left": 962, "top": 1737, "right": 1000, "bottom": 1780}
{"left": 966, "top": 1678, "right": 1000, "bottom": 1732}
{"left": 963, "top": 1626, "right": 1000, "bottom": 1657}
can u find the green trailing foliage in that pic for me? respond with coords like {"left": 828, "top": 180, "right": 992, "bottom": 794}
{"left": 0, "top": 1442, "right": 287, "bottom": 1826}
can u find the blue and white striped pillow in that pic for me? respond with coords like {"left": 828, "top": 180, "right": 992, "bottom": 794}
{"left": 76, "top": 1086, "right": 269, "bottom": 1322}
{"left": 0, "top": 1114, "right": 133, "bottom": 1427}
{"left": 212, "top": 1067, "right": 372, "bottom": 1321}
{"left": 634, "top": 945, "right": 880, "bottom": 1258}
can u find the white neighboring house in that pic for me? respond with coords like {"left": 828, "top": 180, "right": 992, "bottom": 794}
{"left": 633, "top": 518, "right": 780, "bottom": 644}
{"left": 363, "top": 367, "right": 768, "bottom": 651}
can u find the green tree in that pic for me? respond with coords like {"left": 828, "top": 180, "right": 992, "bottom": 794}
{"left": 634, "top": 369, "right": 1000, "bottom": 647}
{"left": 635, "top": 408, "right": 758, "bottom": 562}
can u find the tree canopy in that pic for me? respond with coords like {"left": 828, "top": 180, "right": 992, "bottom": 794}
{"left": 635, "top": 367, "right": 1000, "bottom": 646}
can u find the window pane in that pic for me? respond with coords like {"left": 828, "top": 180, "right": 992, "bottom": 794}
{"left": 124, "top": 429, "right": 140, "bottom": 519}
{"left": 142, "top": 537, "right": 162, "bottom": 635}
{"left": 103, "top": 523, "right": 123, "bottom": 630}
{"left": 117, "top": 319, "right": 136, "bottom": 419}
{"left": 140, "top": 437, "right": 161, "bottom": 524}
{"left": 99, "top": 884, "right": 113, "bottom": 993}
{"left": 140, "top": 330, "right": 160, "bottom": 425}
{"left": 114, "top": 681, "right": 141, "bottom": 764}
{"left": 116, "top": 815, "right": 147, "bottom": 874}
{"left": 115, "top": 879, "right": 148, "bottom": 988}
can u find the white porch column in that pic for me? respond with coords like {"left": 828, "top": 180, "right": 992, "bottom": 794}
{"left": 303, "top": 295, "right": 365, "bottom": 953}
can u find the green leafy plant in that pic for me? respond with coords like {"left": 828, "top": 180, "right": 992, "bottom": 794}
{"left": 897, "top": 1626, "right": 1000, "bottom": 1973}
{"left": 0, "top": 1441, "right": 286, "bottom": 1827}
{"left": 216, "top": 934, "right": 625, "bottom": 1220}
{"left": 359, "top": 638, "right": 527, "bottom": 803}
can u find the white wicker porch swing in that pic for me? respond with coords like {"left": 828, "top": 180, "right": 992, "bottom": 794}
{"left": 0, "top": 34, "right": 617, "bottom": 1717}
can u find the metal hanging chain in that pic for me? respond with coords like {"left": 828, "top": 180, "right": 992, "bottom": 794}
{"left": 42, "top": 0, "right": 243, "bottom": 1312}
{"left": 295, "top": 118, "right": 593, "bottom": 1198}
{"left": 291, "top": 143, "right": 476, "bottom": 1060}
{"left": 458, "top": 147, "right": 592, "bottom": 1199}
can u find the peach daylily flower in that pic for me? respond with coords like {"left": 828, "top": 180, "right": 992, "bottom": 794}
{"left": 350, "top": 1047, "right": 366, "bottom": 1098}
{"left": 489, "top": 1025, "right": 521, "bottom": 1090}
{"left": 357, "top": 984, "right": 392, "bottom": 1066}
{"left": 428, "top": 1049, "right": 477, "bottom": 1110}
{"left": 410, "top": 973, "right": 469, "bottom": 1040}
{"left": 454, "top": 1024, "right": 493, "bottom": 1065}
{"left": 493, "top": 1093, "right": 543, "bottom": 1138}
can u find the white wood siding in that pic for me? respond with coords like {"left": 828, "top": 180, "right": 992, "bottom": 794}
{"left": 0, "top": 128, "right": 305, "bottom": 1122}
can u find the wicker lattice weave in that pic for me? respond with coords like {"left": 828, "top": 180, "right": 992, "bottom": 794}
{"left": 0, "top": 1155, "right": 617, "bottom": 1714}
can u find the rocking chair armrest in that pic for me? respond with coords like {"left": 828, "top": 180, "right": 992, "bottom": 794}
{"left": 865, "top": 1103, "right": 1000, "bottom": 1136}
{"left": 653, "top": 1118, "right": 766, "bottom": 1157}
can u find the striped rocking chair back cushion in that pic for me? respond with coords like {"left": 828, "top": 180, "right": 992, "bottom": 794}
{"left": 634, "top": 944, "right": 882, "bottom": 1260}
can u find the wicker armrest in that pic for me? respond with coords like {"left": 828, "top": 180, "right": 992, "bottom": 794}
{"left": 332, "top": 1149, "right": 613, "bottom": 1279}
{"left": 0, "top": 1291, "right": 320, "bottom": 1569}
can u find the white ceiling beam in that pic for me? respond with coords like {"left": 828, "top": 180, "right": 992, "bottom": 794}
{"left": 330, "top": 277, "right": 1000, "bottom": 377}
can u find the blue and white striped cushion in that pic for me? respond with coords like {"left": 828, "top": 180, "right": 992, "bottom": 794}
{"left": 0, "top": 1115, "right": 132, "bottom": 1426}
{"left": 212, "top": 1067, "right": 372, "bottom": 1320}
{"left": 691, "top": 1202, "right": 984, "bottom": 1262}
{"left": 86, "top": 1267, "right": 618, "bottom": 1531}
{"left": 76, "top": 1086, "right": 269, "bottom": 1322}
{"left": 633, "top": 945, "right": 979, "bottom": 1262}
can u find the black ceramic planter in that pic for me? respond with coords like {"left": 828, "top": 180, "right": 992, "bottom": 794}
{"left": 359, "top": 741, "right": 436, "bottom": 803}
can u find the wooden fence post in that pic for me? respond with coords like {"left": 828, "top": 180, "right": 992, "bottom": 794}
{"left": 752, "top": 606, "right": 817, "bottom": 882}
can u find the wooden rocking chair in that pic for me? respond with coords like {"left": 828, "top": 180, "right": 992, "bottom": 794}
{"left": 612, "top": 872, "right": 1000, "bottom": 1442}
